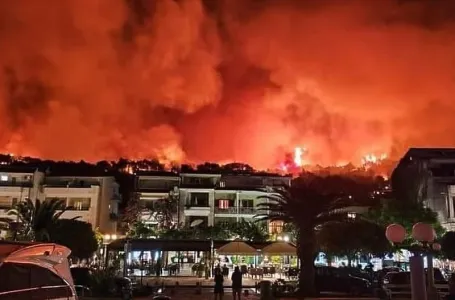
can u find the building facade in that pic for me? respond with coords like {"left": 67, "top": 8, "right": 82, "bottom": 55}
{"left": 136, "top": 171, "right": 292, "bottom": 231}
{"left": 0, "top": 167, "right": 120, "bottom": 235}
{"left": 41, "top": 176, "right": 121, "bottom": 234}
{"left": 394, "top": 148, "right": 455, "bottom": 231}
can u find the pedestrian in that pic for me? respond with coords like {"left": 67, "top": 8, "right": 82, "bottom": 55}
{"left": 214, "top": 267, "right": 224, "bottom": 300}
{"left": 231, "top": 266, "right": 242, "bottom": 300}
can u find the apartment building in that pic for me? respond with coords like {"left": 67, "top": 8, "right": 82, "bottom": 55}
{"left": 0, "top": 166, "right": 120, "bottom": 235}
{"left": 136, "top": 171, "right": 292, "bottom": 232}
{"left": 394, "top": 148, "right": 455, "bottom": 231}
{"left": 42, "top": 175, "right": 121, "bottom": 234}
{"left": 136, "top": 171, "right": 180, "bottom": 225}
{"left": 0, "top": 166, "right": 44, "bottom": 222}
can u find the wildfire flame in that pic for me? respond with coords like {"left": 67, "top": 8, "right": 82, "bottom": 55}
{"left": 361, "top": 153, "right": 388, "bottom": 165}
{"left": 294, "top": 147, "right": 304, "bottom": 167}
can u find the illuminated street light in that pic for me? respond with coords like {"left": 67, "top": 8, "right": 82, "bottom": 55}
{"left": 283, "top": 235, "right": 290, "bottom": 242}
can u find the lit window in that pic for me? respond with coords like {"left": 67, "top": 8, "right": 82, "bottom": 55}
{"left": 219, "top": 200, "right": 229, "bottom": 209}
{"left": 0, "top": 175, "right": 8, "bottom": 181}
{"left": 269, "top": 221, "right": 284, "bottom": 234}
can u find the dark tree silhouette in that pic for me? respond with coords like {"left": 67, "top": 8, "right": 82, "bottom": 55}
{"left": 440, "top": 231, "right": 455, "bottom": 260}
{"left": 48, "top": 219, "right": 98, "bottom": 260}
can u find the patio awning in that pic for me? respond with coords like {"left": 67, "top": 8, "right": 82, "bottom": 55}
{"left": 217, "top": 240, "right": 258, "bottom": 255}
{"left": 261, "top": 242, "right": 297, "bottom": 256}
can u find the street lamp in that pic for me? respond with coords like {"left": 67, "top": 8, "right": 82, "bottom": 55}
{"left": 102, "top": 234, "right": 117, "bottom": 268}
{"left": 385, "top": 223, "right": 440, "bottom": 300}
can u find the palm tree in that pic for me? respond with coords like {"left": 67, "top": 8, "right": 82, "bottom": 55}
{"left": 7, "top": 198, "right": 71, "bottom": 242}
{"left": 256, "top": 173, "right": 379, "bottom": 296}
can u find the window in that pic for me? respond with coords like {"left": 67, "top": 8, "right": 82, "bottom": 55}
{"left": 269, "top": 221, "right": 284, "bottom": 234}
{"left": 0, "top": 262, "right": 71, "bottom": 298}
{"left": 219, "top": 181, "right": 226, "bottom": 188}
{"left": 241, "top": 200, "right": 254, "bottom": 208}
{"left": 0, "top": 175, "right": 8, "bottom": 181}
{"left": 218, "top": 200, "right": 229, "bottom": 209}
{"left": 67, "top": 197, "right": 91, "bottom": 210}
{"left": 189, "top": 193, "right": 209, "bottom": 207}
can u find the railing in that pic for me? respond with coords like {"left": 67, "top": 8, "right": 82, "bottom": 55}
{"left": 214, "top": 207, "right": 256, "bottom": 214}
{"left": 214, "top": 207, "right": 237, "bottom": 214}
{"left": 185, "top": 203, "right": 210, "bottom": 209}
{"left": 0, "top": 181, "right": 33, "bottom": 188}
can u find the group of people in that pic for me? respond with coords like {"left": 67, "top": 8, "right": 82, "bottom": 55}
{"left": 213, "top": 266, "right": 243, "bottom": 300}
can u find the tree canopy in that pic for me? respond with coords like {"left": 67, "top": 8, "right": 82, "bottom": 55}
{"left": 317, "top": 220, "right": 391, "bottom": 264}
{"left": 367, "top": 200, "right": 444, "bottom": 245}
{"left": 48, "top": 219, "right": 99, "bottom": 259}
{"left": 441, "top": 231, "right": 455, "bottom": 260}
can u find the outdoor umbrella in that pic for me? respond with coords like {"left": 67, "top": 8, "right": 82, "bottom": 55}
{"left": 261, "top": 242, "right": 297, "bottom": 256}
{"left": 217, "top": 240, "right": 257, "bottom": 255}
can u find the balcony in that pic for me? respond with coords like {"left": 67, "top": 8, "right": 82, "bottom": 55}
{"left": 239, "top": 207, "right": 256, "bottom": 215}
{"left": 0, "top": 181, "right": 33, "bottom": 188}
{"left": 214, "top": 207, "right": 237, "bottom": 214}
{"left": 184, "top": 204, "right": 210, "bottom": 217}
{"left": 214, "top": 207, "right": 257, "bottom": 215}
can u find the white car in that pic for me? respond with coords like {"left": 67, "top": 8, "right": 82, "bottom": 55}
{"left": 0, "top": 241, "right": 77, "bottom": 299}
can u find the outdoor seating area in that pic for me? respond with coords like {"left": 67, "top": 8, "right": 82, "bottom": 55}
{"left": 106, "top": 238, "right": 298, "bottom": 280}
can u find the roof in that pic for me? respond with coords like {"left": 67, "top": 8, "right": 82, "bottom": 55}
{"left": 0, "top": 166, "right": 39, "bottom": 174}
{"left": 107, "top": 239, "right": 275, "bottom": 252}
{"left": 403, "top": 148, "right": 455, "bottom": 160}
{"left": 136, "top": 171, "right": 180, "bottom": 177}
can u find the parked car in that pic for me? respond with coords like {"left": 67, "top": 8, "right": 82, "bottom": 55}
{"left": 71, "top": 266, "right": 133, "bottom": 299}
{"left": 0, "top": 241, "right": 77, "bottom": 299}
{"left": 276, "top": 266, "right": 372, "bottom": 296}
{"left": 382, "top": 269, "right": 449, "bottom": 299}
{"left": 315, "top": 266, "right": 372, "bottom": 295}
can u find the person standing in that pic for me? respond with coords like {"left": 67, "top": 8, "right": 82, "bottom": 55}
{"left": 214, "top": 268, "right": 224, "bottom": 300}
{"left": 231, "top": 266, "right": 242, "bottom": 300}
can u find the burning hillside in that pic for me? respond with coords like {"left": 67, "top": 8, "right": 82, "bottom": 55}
{"left": 1, "top": 1, "right": 455, "bottom": 168}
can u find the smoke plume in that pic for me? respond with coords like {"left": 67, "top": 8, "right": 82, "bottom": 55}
{"left": 1, "top": 0, "right": 455, "bottom": 168}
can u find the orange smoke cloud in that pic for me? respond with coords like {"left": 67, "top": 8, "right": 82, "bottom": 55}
{"left": 0, "top": 0, "right": 454, "bottom": 168}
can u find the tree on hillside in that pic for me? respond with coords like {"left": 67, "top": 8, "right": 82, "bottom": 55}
{"left": 440, "top": 231, "right": 455, "bottom": 260}
{"left": 367, "top": 200, "right": 444, "bottom": 245}
{"left": 318, "top": 220, "right": 391, "bottom": 266}
{"left": 256, "top": 173, "right": 381, "bottom": 296}
{"left": 48, "top": 219, "right": 98, "bottom": 260}
{"left": 7, "top": 198, "right": 73, "bottom": 241}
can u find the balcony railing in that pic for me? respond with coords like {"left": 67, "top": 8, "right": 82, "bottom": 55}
{"left": 214, "top": 207, "right": 256, "bottom": 214}
{"left": 214, "top": 207, "right": 237, "bottom": 214}
{"left": 185, "top": 203, "right": 210, "bottom": 209}
{"left": 0, "top": 181, "right": 33, "bottom": 188}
